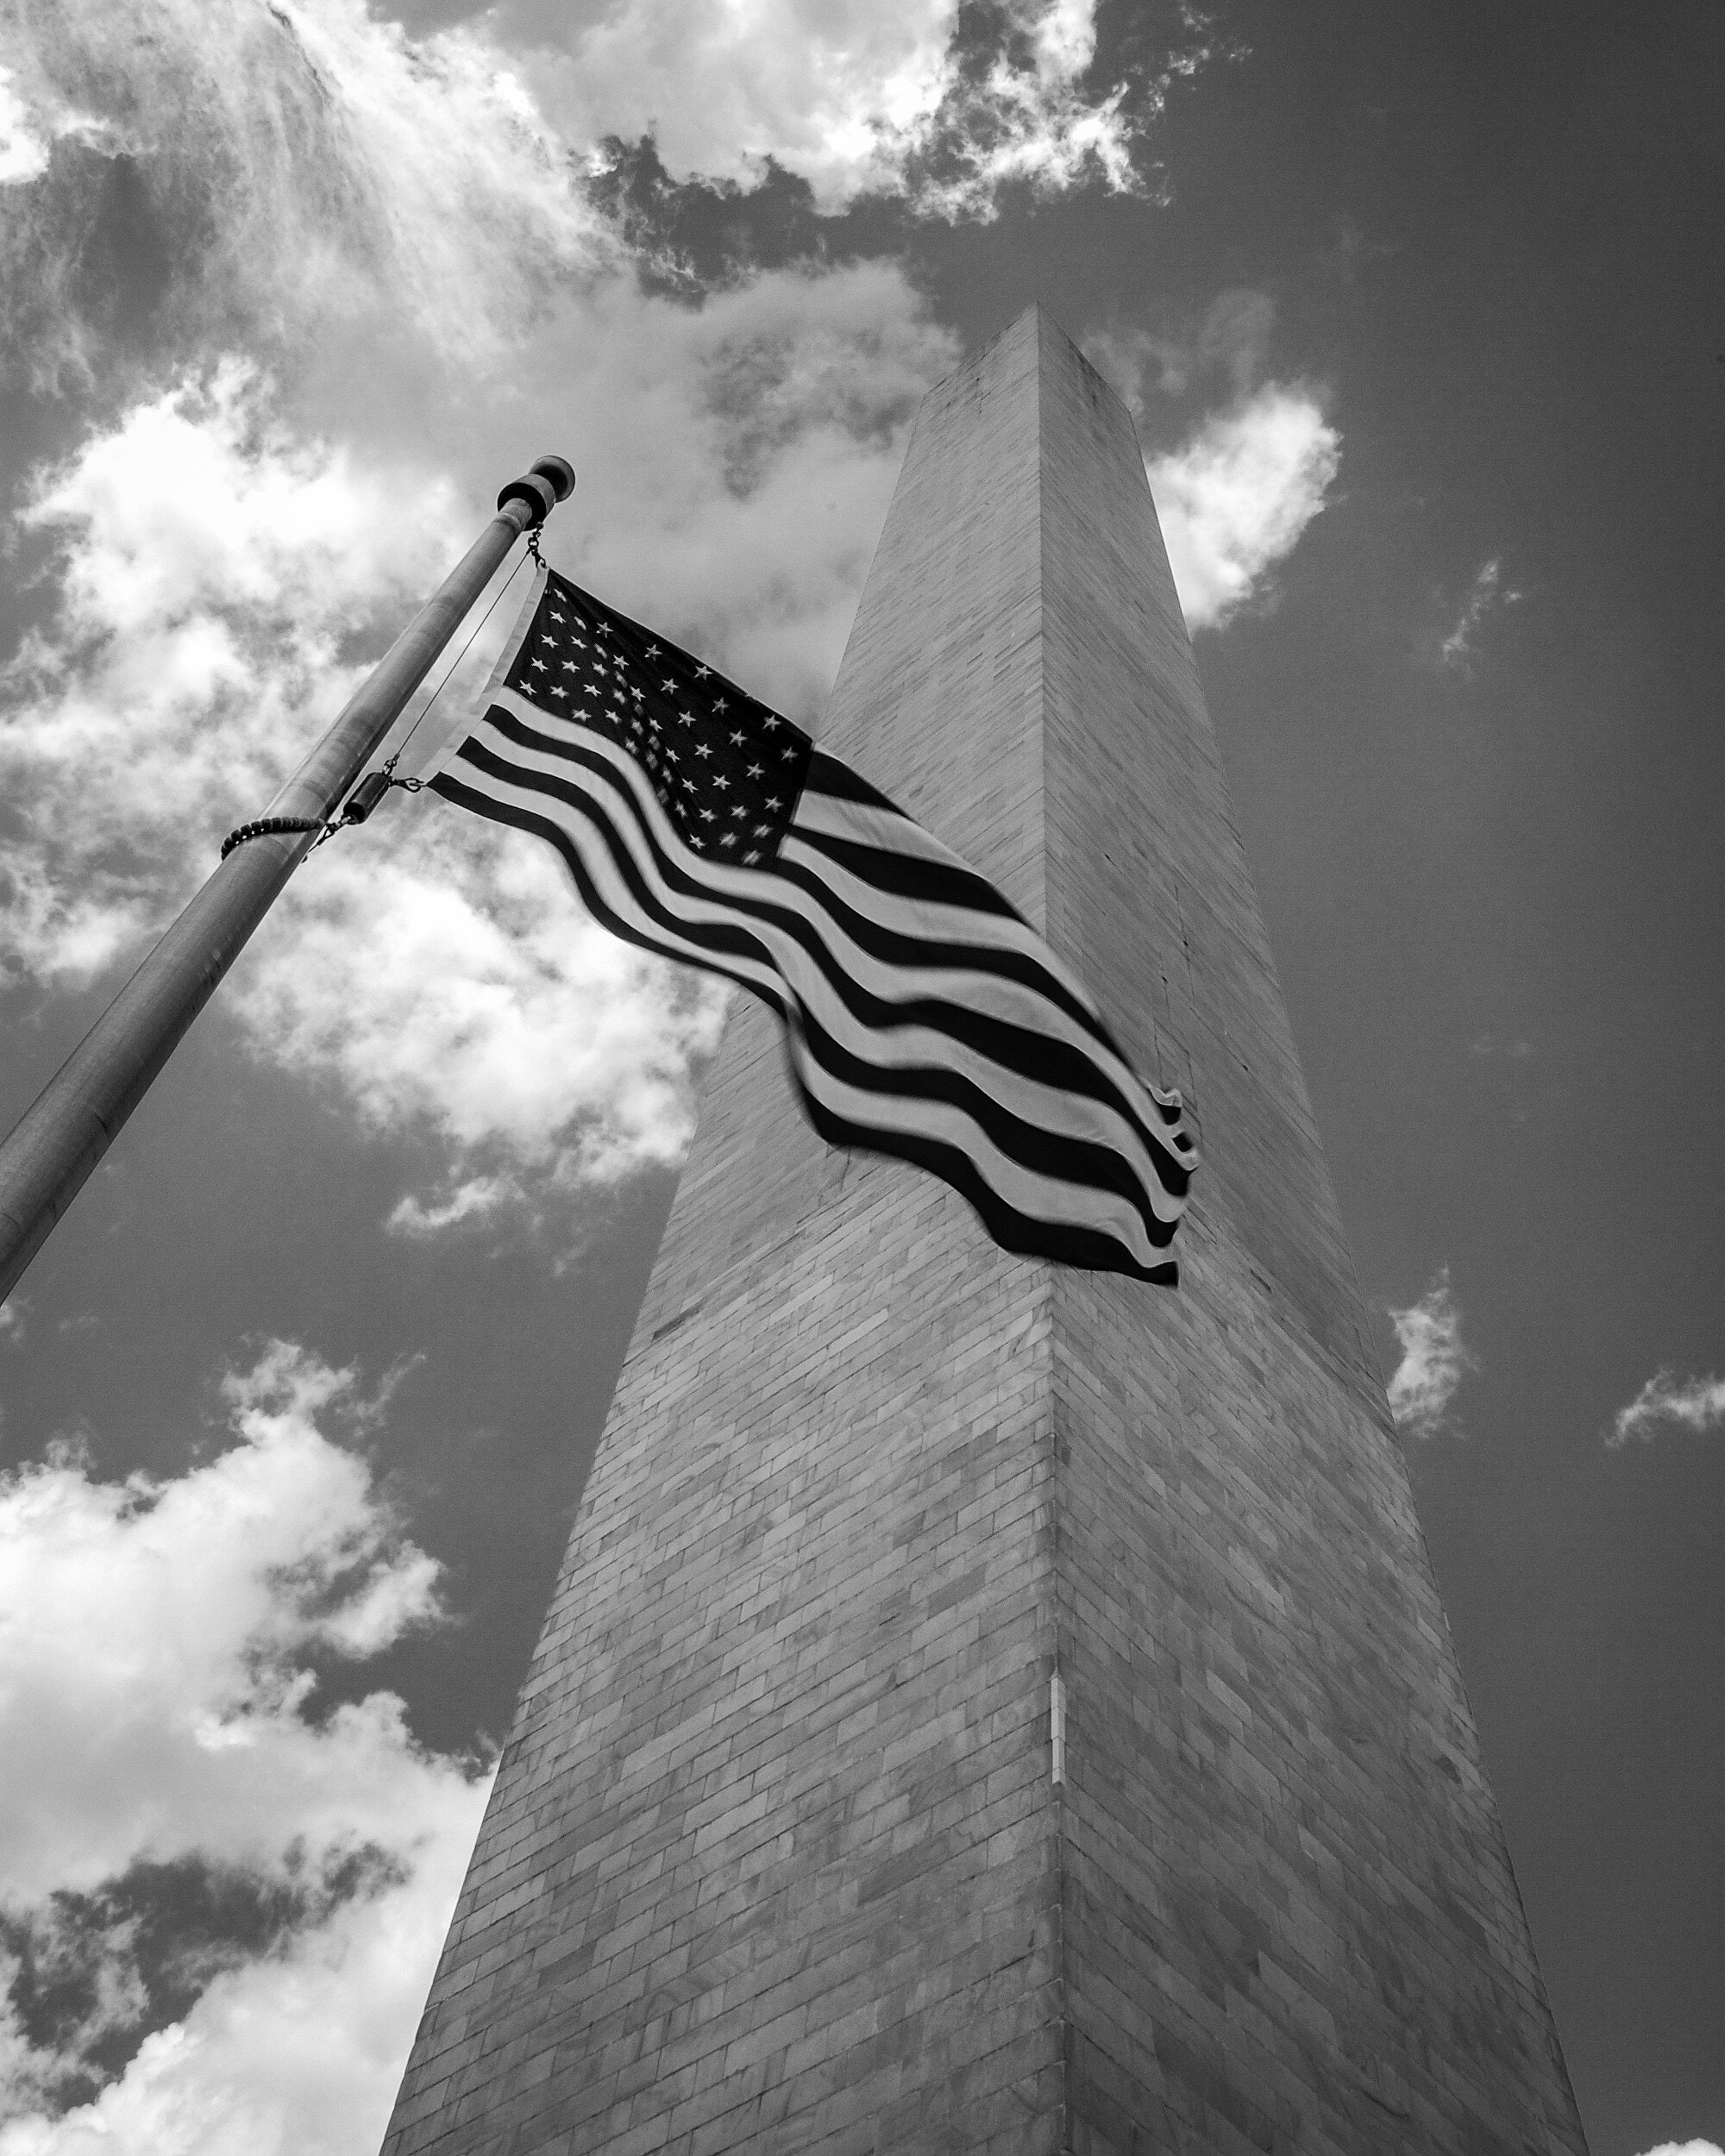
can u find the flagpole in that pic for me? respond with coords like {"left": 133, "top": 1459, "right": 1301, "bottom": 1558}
{"left": 0, "top": 454, "right": 575, "bottom": 1306}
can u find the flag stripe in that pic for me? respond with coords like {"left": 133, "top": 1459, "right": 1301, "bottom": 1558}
{"left": 775, "top": 835, "right": 1114, "bottom": 1064}
{"left": 792, "top": 808, "right": 1025, "bottom": 922}
{"left": 785, "top": 1044, "right": 1178, "bottom": 1282}
{"left": 780, "top": 831, "right": 1092, "bottom": 1011}
{"left": 769, "top": 849, "right": 1187, "bottom": 1179}
{"left": 792, "top": 781, "right": 1124, "bottom": 1020}
{"left": 800, "top": 749, "right": 900, "bottom": 810}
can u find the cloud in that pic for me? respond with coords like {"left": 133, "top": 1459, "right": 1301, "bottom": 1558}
{"left": 1148, "top": 384, "right": 1341, "bottom": 629}
{"left": 1088, "top": 287, "right": 1278, "bottom": 410}
{"left": 3, "top": 0, "right": 607, "bottom": 393}
{"left": 0, "top": 1342, "right": 459, "bottom": 1901}
{"left": 1385, "top": 1265, "right": 1477, "bottom": 1438}
{"left": 0, "top": 1342, "right": 489, "bottom": 2147}
{"left": 0, "top": 62, "right": 111, "bottom": 190}
{"left": 229, "top": 837, "right": 732, "bottom": 1204}
{"left": 529, "top": 0, "right": 957, "bottom": 209}
{"left": 1609, "top": 1369, "right": 1725, "bottom": 1450}
{"left": 1085, "top": 296, "right": 1339, "bottom": 628}
{"left": 0, "top": 66, "right": 52, "bottom": 187}
{"left": 0, "top": 1843, "right": 479, "bottom": 2156}
{"left": 8, "top": 0, "right": 1217, "bottom": 366}
{"left": 1440, "top": 555, "right": 1523, "bottom": 672}
{"left": 1635, "top": 2145, "right": 1725, "bottom": 2156}
{"left": 0, "top": 74, "right": 47, "bottom": 189}
{"left": 499, "top": 0, "right": 1219, "bottom": 219}
{"left": 894, "top": 0, "right": 1146, "bottom": 220}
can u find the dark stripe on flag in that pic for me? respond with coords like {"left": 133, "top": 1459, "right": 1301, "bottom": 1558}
{"left": 787, "top": 824, "right": 1022, "bottom": 924}
{"left": 791, "top": 1084, "right": 1178, "bottom": 1286}
{"left": 802, "top": 750, "right": 900, "bottom": 810}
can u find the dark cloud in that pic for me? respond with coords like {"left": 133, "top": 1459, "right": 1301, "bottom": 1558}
{"left": 584, "top": 140, "right": 901, "bottom": 296}
{"left": 3, "top": 1851, "right": 397, "bottom": 2114}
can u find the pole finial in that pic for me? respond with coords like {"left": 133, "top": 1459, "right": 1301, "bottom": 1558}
{"left": 497, "top": 454, "right": 576, "bottom": 527}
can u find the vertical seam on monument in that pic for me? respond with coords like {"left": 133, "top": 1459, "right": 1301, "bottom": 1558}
{"left": 1048, "top": 1270, "right": 1072, "bottom": 2155}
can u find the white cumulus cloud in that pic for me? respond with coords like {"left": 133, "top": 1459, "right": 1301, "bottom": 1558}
{"left": 1148, "top": 383, "right": 1341, "bottom": 630}
{"left": 535, "top": 0, "right": 958, "bottom": 206}
{"left": 900, "top": 0, "right": 1142, "bottom": 219}
{"left": 1634, "top": 2143, "right": 1725, "bottom": 2156}
{"left": 0, "top": 66, "right": 52, "bottom": 186}
{"left": 0, "top": 1341, "right": 459, "bottom": 1901}
{"left": 497, "top": 0, "right": 1210, "bottom": 217}
{"left": 1385, "top": 1265, "right": 1477, "bottom": 1439}
{"left": 0, "top": 1342, "right": 489, "bottom": 2150}
{"left": 229, "top": 837, "right": 731, "bottom": 1209}
{"left": 1609, "top": 1369, "right": 1725, "bottom": 1450}
{"left": 0, "top": 60, "right": 112, "bottom": 190}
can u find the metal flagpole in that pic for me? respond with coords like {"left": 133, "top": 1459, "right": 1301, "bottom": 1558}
{"left": 0, "top": 454, "right": 575, "bottom": 1305}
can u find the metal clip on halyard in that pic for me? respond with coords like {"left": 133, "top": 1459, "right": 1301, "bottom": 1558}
{"left": 217, "top": 756, "right": 422, "bottom": 858}
{"left": 338, "top": 754, "right": 423, "bottom": 826}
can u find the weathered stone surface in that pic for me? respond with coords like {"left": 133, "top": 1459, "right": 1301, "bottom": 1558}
{"left": 385, "top": 308, "right": 1586, "bottom": 2155}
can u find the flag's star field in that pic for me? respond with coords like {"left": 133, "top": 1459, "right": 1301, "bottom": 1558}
{"left": 505, "top": 573, "right": 812, "bottom": 862}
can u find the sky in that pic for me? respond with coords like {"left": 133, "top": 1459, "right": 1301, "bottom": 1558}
{"left": 0, "top": 2, "right": 1720, "bottom": 2151}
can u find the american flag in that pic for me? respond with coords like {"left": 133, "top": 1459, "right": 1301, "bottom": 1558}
{"left": 428, "top": 567, "right": 1195, "bottom": 1283}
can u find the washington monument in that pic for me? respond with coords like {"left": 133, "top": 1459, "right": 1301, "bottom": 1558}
{"left": 385, "top": 308, "right": 1586, "bottom": 2155}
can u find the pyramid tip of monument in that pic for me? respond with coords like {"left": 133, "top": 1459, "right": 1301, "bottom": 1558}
{"left": 990, "top": 300, "right": 1096, "bottom": 366}
{"left": 969, "top": 303, "right": 1133, "bottom": 422}
{"left": 1002, "top": 298, "right": 1061, "bottom": 336}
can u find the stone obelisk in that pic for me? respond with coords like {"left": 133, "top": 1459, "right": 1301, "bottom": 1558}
{"left": 385, "top": 309, "right": 1587, "bottom": 2155}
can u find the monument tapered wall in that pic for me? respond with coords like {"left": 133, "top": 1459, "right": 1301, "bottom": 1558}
{"left": 385, "top": 308, "right": 1587, "bottom": 2155}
